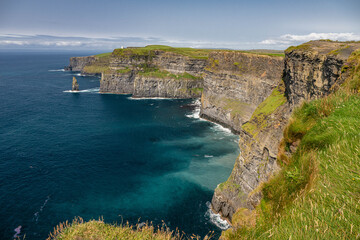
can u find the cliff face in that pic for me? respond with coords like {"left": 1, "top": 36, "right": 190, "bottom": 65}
{"left": 152, "top": 51, "right": 207, "bottom": 77}
{"left": 132, "top": 76, "right": 203, "bottom": 98}
{"left": 100, "top": 71, "right": 203, "bottom": 98}
{"left": 65, "top": 56, "right": 97, "bottom": 72}
{"left": 211, "top": 40, "right": 360, "bottom": 221}
{"left": 284, "top": 41, "right": 360, "bottom": 106}
{"left": 97, "top": 49, "right": 206, "bottom": 98}
{"left": 200, "top": 52, "right": 284, "bottom": 133}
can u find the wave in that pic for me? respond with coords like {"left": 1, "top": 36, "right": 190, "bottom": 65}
{"left": 48, "top": 69, "right": 65, "bottom": 72}
{"left": 74, "top": 73, "right": 86, "bottom": 77}
{"left": 205, "top": 202, "right": 231, "bottom": 230}
{"left": 185, "top": 99, "right": 203, "bottom": 119}
{"left": 63, "top": 88, "right": 100, "bottom": 93}
{"left": 210, "top": 123, "right": 233, "bottom": 135}
{"left": 204, "top": 155, "right": 214, "bottom": 158}
{"left": 33, "top": 196, "right": 50, "bottom": 223}
{"left": 128, "top": 96, "right": 177, "bottom": 100}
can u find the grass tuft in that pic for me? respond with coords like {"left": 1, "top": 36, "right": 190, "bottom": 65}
{"left": 48, "top": 217, "right": 212, "bottom": 240}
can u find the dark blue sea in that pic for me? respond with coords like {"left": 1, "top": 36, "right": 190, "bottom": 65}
{"left": 0, "top": 52, "right": 239, "bottom": 239}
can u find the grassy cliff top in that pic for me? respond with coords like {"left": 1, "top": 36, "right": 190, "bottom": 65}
{"left": 96, "top": 45, "right": 284, "bottom": 59}
{"left": 285, "top": 40, "right": 360, "bottom": 58}
{"left": 112, "top": 45, "right": 213, "bottom": 59}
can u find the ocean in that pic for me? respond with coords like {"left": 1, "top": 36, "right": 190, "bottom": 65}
{"left": 0, "top": 52, "right": 239, "bottom": 239}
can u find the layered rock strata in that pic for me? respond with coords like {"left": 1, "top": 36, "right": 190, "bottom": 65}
{"left": 211, "top": 40, "right": 360, "bottom": 221}
{"left": 200, "top": 51, "right": 284, "bottom": 133}
{"left": 67, "top": 49, "right": 206, "bottom": 98}
{"left": 65, "top": 56, "right": 96, "bottom": 72}
{"left": 100, "top": 71, "right": 203, "bottom": 98}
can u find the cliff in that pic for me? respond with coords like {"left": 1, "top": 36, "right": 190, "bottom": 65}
{"left": 200, "top": 51, "right": 284, "bottom": 133}
{"left": 66, "top": 46, "right": 208, "bottom": 98}
{"left": 61, "top": 41, "right": 360, "bottom": 239}
{"left": 100, "top": 70, "right": 203, "bottom": 98}
{"left": 211, "top": 40, "right": 360, "bottom": 222}
{"left": 65, "top": 56, "right": 97, "bottom": 72}
{"left": 223, "top": 43, "right": 360, "bottom": 239}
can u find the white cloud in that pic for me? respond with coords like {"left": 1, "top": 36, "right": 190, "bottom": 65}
{"left": 0, "top": 40, "right": 30, "bottom": 45}
{"left": 260, "top": 32, "right": 360, "bottom": 46}
{"left": 0, "top": 33, "right": 258, "bottom": 50}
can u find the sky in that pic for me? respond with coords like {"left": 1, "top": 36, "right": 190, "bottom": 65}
{"left": 0, "top": 0, "right": 359, "bottom": 50}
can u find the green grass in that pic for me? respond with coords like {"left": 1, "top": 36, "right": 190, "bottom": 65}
{"left": 95, "top": 52, "right": 112, "bottom": 58}
{"left": 112, "top": 45, "right": 213, "bottom": 59}
{"left": 285, "top": 44, "right": 311, "bottom": 53}
{"left": 47, "top": 217, "right": 211, "bottom": 240}
{"left": 223, "top": 50, "right": 360, "bottom": 240}
{"left": 82, "top": 65, "right": 110, "bottom": 74}
{"left": 328, "top": 45, "right": 350, "bottom": 56}
{"left": 117, "top": 68, "right": 132, "bottom": 74}
{"left": 218, "top": 178, "right": 241, "bottom": 192}
{"left": 111, "top": 45, "right": 285, "bottom": 60}
{"left": 242, "top": 84, "right": 287, "bottom": 138}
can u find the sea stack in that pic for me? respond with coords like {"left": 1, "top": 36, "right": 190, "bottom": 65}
{"left": 72, "top": 76, "right": 79, "bottom": 91}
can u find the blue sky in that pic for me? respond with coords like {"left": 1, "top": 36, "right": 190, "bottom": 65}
{"left": 0, "top": 0, "right": 359, "bottom": 50}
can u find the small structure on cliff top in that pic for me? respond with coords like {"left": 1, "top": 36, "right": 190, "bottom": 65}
{"left": 72, "top": 76, "right": 79, "bottom": 91}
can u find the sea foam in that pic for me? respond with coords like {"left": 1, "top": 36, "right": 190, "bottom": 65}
{"left": 127, "top": 96, "right": 176, "bottom": 100}
{"left": 33, "top": 196, "right": 50, "bottom": 223}
{"left": 63, "top": 88, "right": 100, "bottom": 93}
{"left": 205, "top": 202, "right": 231, "bottom": 230}
{"left": 185, "top": 99, "right": 203, "bottom": 120}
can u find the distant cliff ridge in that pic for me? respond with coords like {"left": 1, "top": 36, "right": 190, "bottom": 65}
{"left": 65, "top": 42, "right": 360, "bottom": 229}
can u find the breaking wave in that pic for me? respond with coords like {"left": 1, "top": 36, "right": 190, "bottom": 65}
{"left": 127, "top": 96, "right": 176, "bottom": 100}
{"left": 185, "top": 99, "right": 202, "bottom": 119}
{"left": 63, "top": 88, "right": 100, "bottom": 93}
{"left": 48, "top": 69, "right": 65, "bottom": 72}
{"left": 205, "top": 202, "right": 231, "bottom": 230}
{"left": 210, "top": 123, "right": 232, "bottom": 135}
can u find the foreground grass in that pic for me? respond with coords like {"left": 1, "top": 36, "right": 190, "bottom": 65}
{"left": 48, "top": 217, "right": 210, "bottom": 240}
{"left": 224, "top": 50, "right": 360, "bottom": 239}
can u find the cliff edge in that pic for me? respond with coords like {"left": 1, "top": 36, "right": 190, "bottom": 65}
{"left": 211, "top": 40, "right": 360, "bottom": 223}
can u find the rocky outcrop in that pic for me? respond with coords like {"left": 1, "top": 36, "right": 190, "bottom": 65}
{"left": 65, "top": 56, "right": 96, "bottom": 72}
{"left": 284, "top": 41, "right": 360, "bottom": 106}
{"left": 200, "top": 51, "right": 284, "bottom": 133}
{"left": 210, "top": 40, "right": 360, "bottom": 221}
{"left": 72, "top": 76, "right": 79, "bottom": 91}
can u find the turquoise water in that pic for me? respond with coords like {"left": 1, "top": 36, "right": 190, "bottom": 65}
{"left": 0, "top": 52, "right": 239, "bottom": 239}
